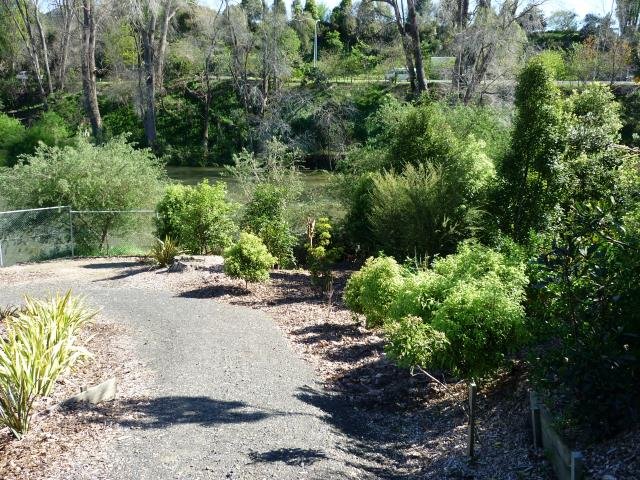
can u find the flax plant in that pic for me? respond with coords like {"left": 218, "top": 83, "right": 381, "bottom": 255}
{"left": 0, "top": 292, "right": 95, "bottom": 438}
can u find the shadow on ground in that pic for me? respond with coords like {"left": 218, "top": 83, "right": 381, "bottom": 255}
{"left": 83, "top": 261, "right": 142, "bottom": 270}
{"left": 295, "top": 383, "right": 468, "bottom": 479}
{"left": 72, "top": 396, "right": 282, "bottom": 429}
{"left": 248, "top": 447, "right": 328, "bottom": 466}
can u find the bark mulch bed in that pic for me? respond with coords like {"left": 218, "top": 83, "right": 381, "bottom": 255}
{"left": 157, "top": 260, "right": 554, "bottom": 479}
{"left": 1, "top": 257, "right": 636, "bottom": 479}
{"left": 0, "top": 312, "right": 149, "bottom": 480}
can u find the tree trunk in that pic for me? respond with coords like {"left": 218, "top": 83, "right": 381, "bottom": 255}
{"left": 81, "top": 0, "right": 103, "bottom": 139}
{"left": 406, "top": 0, "right": 427, "bottom": 92}
{"left": 5, "top": 0, "right": 48, "bottom": 103}
{"left": 58, "top": 0, "right": 73, "bottom": 90}
{"left": 33, "top": 6, "right": 53, "bottom": 95}
{"left": 384, "top": 0, "right": 417, "bottom": 92}
{"left": 141, "top": 20, "right": 157, "bottom": 147}
{"left": 451, "top": 0, "right": 470, "bottom": 94}
{"left": 202, "top": 68, "right": 211, "bottom": 163}
{"left": 155, "top": 0, "right": 175, "bottom": 94}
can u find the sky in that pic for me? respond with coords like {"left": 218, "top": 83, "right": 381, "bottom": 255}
{"left": 200, "top": 0, "right": 616, "bottom": 23}
{"left": 540, "top": 0, "right": 612, "bottom": 18}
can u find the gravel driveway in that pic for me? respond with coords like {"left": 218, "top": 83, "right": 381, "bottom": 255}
{"left": 0, "top": 281, "right": 366, "bottom": 479}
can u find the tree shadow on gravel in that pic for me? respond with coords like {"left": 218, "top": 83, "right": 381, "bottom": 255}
{"left": 248, "top": 447, "right": 328, "bottom": 466}
{"left": 290, "top": 323, "right": 363, "bottom": 344}
{"left": 83, "top": 261, "right": 142, "bottom": 270}
{"left": 73, "top": 396, "right": 274, "bottom": 429}
{"left": 295, "top": 369, "right": 471, "bottom": 479}
{"left": 178, "top": 284, "right": 251, "bottom": 298}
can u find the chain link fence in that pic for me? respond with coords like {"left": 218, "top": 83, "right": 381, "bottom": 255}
{"left": 0, "top": 206, "right": 157, "bottom": 267}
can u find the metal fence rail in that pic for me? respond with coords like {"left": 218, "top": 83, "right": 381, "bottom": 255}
{"left": 0, "top": 206, "right": 157, "bottom": 267}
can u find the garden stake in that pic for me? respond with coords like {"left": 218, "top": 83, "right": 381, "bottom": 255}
{"left": 468, "top": 381, "right": 477, "bottom": 459}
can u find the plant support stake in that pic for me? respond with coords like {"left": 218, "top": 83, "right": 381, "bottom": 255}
{"left": 468, "top": 380, "right": 477, "bottom": 458}
{"left": 69, "top": 206, "right": 74, "bottom": 257}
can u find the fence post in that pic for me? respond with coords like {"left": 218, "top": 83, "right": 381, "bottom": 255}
{"left": 68, "top": 207, "right": 75, "bottom": 257}
{"left": 468, "top": 380, "right": 477, "bottom": 459}
{"left": 0, "top": 239, "right": 4, "bottom": 268}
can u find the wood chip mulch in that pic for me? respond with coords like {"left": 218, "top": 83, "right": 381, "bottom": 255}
{"left": 152, "top": 261, "right": 555, "bottom": 479}
{"left": 0, "top": 313, "right": 150, "bottom": 480}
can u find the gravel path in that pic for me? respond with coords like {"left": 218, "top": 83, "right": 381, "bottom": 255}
{"left": 0, "top": 282, "right": 367, "bottom": 479}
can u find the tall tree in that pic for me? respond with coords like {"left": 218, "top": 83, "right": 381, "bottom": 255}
{"left": 32, "top": 0, "right": 53, "bottom": 95}
{"left": 0, "top": 0, "right": 50, "bottom": 101}
{"left": 499, "top": 58, "right": 564, "bottom": 239}
{"left": 331, "top": 0, "right": 356, "bottom": 46}
{"left": 303, "top": 0, "right": 318, "bottom": 20}
{"left": 546, "top": 9, "right": 578, "bottom": 31}
{"left": 155, "top": 0, "right": 179, "bottom": 93}
{"left": 616, "top": 0, "right": 640, "bottom": 38}
{"left": 81, "top": 0, "right": 102, "bottom": 139}
{"left": 129, "top": 0, "right": 178, "bottom": 146}
{"left": 374, "top": 0, "right": 427, "bottom": 93}
{"left": 52, "top": 0, "right": 76, "bottom": 90}
{"left": 448, "top": 0, "right": 540, "bottom": 103}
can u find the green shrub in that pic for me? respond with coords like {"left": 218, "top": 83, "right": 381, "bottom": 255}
{"left": 242, "top": 183, "right": 297, "bottom": 267}
{"left": 384, "top": 316, "right": 449, "bottom": 370}
{"left": 368, "top": 160, "right": 492, "bottom": 258}
{"left": 0, "top": 136, "right": 167, "bottom": 251}
{"left": 527, "top": 196, "right": 640, "bottom": 437}
{"left": 385, "top": 243, "right": 527, "bottom": 378}
{"left": 149, "top": 236, "right": 182, "bottom": 267}
{"left": 156, "top": 181, "right": 237, "bottom": 255}
{"left": 223, "top": 232, "right": 276, "bottom": 286}
{"left": 18, "top": 112, "right": 72, "bottom": 162}
{"left": 341, "top": 99, "right": 496, "bottom": 258}
{"left": 0, "top": 113, "right": 26, "bottom": 166}
{"left": 534, "top": 50, "right": 568, "bottom": 80}
{"left": 102, "top": 105, "right": 145, "bottom": 145}
{"left": 306, "top": 217, "right": 340, "bottom": 294}
{"left": 343, "top": 255, "right": 405, "bottom": 327}
{"left": 497, "top": 58, "right": 564, "bottom": 240}
{"left": 0, "top": 292, "right": 94, "bottom": 438}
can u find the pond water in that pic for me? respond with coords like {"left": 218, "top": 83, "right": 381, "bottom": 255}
{"left": 166, "top": 166, "right": 344, "bottom": 222}
{"left": 166, "top": 166, "right": 333, "bottom": 195}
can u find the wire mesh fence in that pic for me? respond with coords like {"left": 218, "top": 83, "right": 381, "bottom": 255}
{"left": 0, "top": 206, "right": 157, "bottom": 267}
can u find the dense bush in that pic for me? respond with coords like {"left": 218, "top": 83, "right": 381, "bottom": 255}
{"left": 156, "top": 181, "right": 237, "bottom": 255}
{"left": 242, "top": 183, "right": 297, "bottom": 268}
{"left": 343, "top": 255, "right": 405, "bottom": 327}
{"left": 0, "top": 113, "right": 26, "bottom": 166}
{"left": 368, "top": 162, "right": 490, "bottom": 258}
{"left": 340, "top": 99, "right": 496, "bottom": 258}
{"left": 0, "top": 136, "right": 167, "bottom": 251}
{"left": 497, "top": 58, "right": 564, "bottom": 240}
{"left": 384, "top": 243, "right": 528, "bottom": 378}
{"left": 527, "top": 182, "right": 640, "bottom": 437}
{"left": 0, "top": 112, "right": 72, "bottom": 167}
{"left": 0, "top": 292, "right": 93, "bottom": 438}
{"left": 561, "top": 85, "right": 623, "bottom": 204}
{"left": 223, "top": 232, "right": 276, "bottom": 286}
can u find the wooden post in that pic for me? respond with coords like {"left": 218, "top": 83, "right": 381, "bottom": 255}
{"left": 571, "top": 452, "right": 584, "bottom": 480}
{"left": 468, "top": 381, "right": 477, "bottom": 458}
{"left": 530, "top": 390, "right": 542, "bottom": 449}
